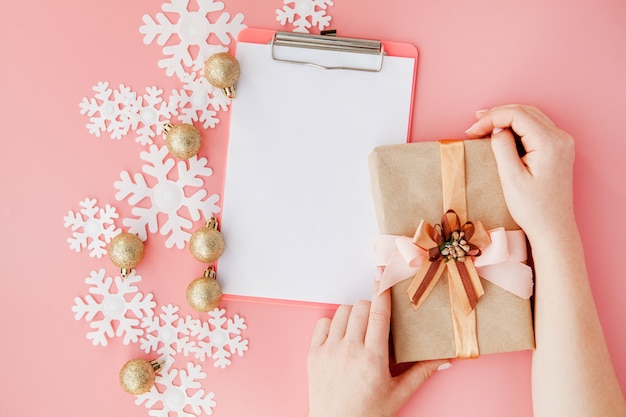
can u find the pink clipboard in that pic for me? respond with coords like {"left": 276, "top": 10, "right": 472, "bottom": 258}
{"left": 220, "top": 28, "right": 418, "bottom": 308}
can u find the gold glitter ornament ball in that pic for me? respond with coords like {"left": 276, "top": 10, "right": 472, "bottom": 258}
{"left": 186, "top": 271, "right": 223, "bottom": 312}
{"left": 108, "top": 232, "right": 144, "bottom": 276}
{"left": 204, "top": 52, "right": 240, "bottom": 98}
{"left": 163, "top": 123, "right": 202, "bottom": 160}
{"left": 119, "top": 358, "right": 162, "bottom": 395}
{"left": 189, "top": 223, "right": 225, "bottom": 263}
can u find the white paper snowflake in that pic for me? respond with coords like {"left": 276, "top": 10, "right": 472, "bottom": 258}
{"left": 136, "top": 362, "right": 216, "bottom": 417}
{"left": 140, "top": 304, "right": 196, "bottom": 360}
{"left": 170, "top": 62, "right": 231, "bottom": 129}
{"left": 72, "top": 269, "right": 156, "bottom": 346}
{"left": 80, "top": 83, "right": 178, "bottom": 145}
{"left": 63, "top": 198, "right": 121, "bottom": 258}
{"left": 114, "top": 144, "right": 220, "bottom": 249}
{"left": 140, "top": 0, "right": 246, "bottom": 78}
{"left": 128, "top": 86, "right": 179, "bottom": 146}
{"left": 276, "top": 0, "right": 334, "bottom": 33}
{"left": 190, "top": 308, "right": 248, "bottom": 368}
{"left": 79, "top": 82, "right": 137, "bottom": 139}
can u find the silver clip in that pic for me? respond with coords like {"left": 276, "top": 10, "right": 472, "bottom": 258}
{"left": 270, "top": 31, "right": 385, "bottom": 72}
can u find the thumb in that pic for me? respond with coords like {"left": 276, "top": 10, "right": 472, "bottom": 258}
{"left": 490, "top": 128, "right": 527, "bottom": 184}
{"left": 392, "top": 360, "right": 451, "bottom": 401}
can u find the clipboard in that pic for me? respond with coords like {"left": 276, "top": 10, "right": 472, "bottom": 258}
{"left": 219, "top": 28, "right": 418, "bottom": 306}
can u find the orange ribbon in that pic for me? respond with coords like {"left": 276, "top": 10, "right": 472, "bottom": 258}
{"left": 406, "top": 140, "right": 490, "bottom": 359}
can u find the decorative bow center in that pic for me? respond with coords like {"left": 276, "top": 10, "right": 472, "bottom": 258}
{"left": 428, "top": 211, "right": 483, "bottom": 264}
{"left": 408, "top": 210, "right": 491, "bottom": 315}
{"left": 440, "top": 230, "right": 470, "bottom": 261}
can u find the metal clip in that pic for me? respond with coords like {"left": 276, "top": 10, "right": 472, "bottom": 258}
{"left": 270, "top": 31, "right": 385, "bottom": 72}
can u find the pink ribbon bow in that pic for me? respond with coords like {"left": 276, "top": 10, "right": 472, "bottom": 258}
{"left": 375, "top": 228, "right": 533, "bottom": 299}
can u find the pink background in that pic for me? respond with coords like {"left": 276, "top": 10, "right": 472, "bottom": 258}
{"left": 1, "top": 0, "right": 625, "bottom": 416}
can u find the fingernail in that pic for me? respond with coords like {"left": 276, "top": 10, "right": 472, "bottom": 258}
{"left": 492, "top": 128, "right": 503, "bottom": 135}
{"left": 437, "top": 362, "right": 452, "bottom": 371}
{"left": 464, "top": 121, "right": 479, "bottom": 134}
{"left": 375, "top": 267, "right": 383, "bottom": 282}
{"left": 474, "top": 109, "right": 489, "bottom": 119}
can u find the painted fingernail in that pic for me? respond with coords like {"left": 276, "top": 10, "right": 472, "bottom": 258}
{"left": 476, "top": 109, "right": 488, "bottom": 116}
{"left": 492, "top": 128, "right": 503, "bottom": 135}
{"left": 437, "top": 362, "right": 452, "bottom": 371}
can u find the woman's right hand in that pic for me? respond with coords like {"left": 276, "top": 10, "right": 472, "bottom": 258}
{"left": 465, "top": 104, "right": 577, "bottom": 242}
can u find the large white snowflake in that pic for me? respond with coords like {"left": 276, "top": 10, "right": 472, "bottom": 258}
{"left": 114, "top": 144, "right": 220, "bottom": 249}
{"left": 276, "top": 0, "right": 334, "bottom": 33}
{"left": 72, "top": 269, "right": 155, "bottom": 346}
{"left": 140, "top": 0, "right": 246, "bottom": 78}
{"left": 79, "top": 82, "right": 137, "bottom": 139}
{"left": 140, "top": 304, "right": 196, "bottom": 360}
{"left": 136, "top": 362, "right": 216, "bottom": 417}
{"left": 64, "top": 198, "right": 121, "bottom": 258}
{"left": 170, "top": 60, "right": 231, "bottom": 129}
{"left": 190, "top": 308, "right": 248, "bottom": 368}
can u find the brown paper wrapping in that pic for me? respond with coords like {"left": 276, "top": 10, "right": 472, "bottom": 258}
{"left": 369, "top": 139, "right": 535, "bottom": 362}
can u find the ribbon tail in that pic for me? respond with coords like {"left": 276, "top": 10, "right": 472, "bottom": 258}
{"left": 378, "top": 251, "right": 420, "bottom": 295}
{"left": 477, "top": 262, "right": 534, "bottom": 299}
{"left": 406, "top": 260, "right": 446, "bottom": 310}
{"left": 446, "top": 261, "right": 484, "bottom": 315}
{"left": 446, "top": 260, "right": 484, "bottom": 359}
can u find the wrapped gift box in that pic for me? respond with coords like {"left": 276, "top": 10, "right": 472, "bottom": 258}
{"left": 369, "top": 139, "right": 535, "bottom": 362}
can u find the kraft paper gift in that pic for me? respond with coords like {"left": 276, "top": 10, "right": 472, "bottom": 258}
{"left": 369, "top": 139, "right": 535, "bottom": 363}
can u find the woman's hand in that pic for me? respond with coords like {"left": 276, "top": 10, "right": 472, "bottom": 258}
{"left": 307, "top": 279, "right": 450, "bottom": 417}
{"left": 465, "top": 104, "right": 576, "bottom": 242}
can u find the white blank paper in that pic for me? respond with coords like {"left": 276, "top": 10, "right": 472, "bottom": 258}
{"left": 219, "top": 40, "right": 415, "bottom": 305}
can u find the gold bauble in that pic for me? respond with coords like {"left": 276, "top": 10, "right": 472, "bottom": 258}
{"left": 204, "top": 52, "right": 240, "bottom": 98}
{"left": 189, "top": 222, "right": 225, "bottom": 263}
{"left": 186, "top": 270, "right": 222, "bottom": 312}
{"left": 108, "top": 232, "right": 144, "bottom": 277}
{"left": 163, "top": 123, "right": 201, "bottom": 160}
{"left": 119, "top": 358, "right": 163, "bottom": 395}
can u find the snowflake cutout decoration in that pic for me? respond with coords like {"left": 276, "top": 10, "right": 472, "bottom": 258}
{"left": 136, "top": 362, "right": 216, "bottom": 417}
{"left": 114, "top": 144, "right": 220, "bottom": 249}
{"left": 80, "top": 83, "right": 177, "bottom": 145}
{"left": 72, "top": 269, "right": 156, "bottom": 346}
{"left": 128, "top": 86, "right": 179, "bottom": 146}
{"left": 63, "top": 198, "right": 121, "bottom": 258}
{"left": 79, "top": 82, "right": 137, "bottom": 139}
{"left": 140, "top": 0, "right": 246, "bottom": 78}
{"left": 170, "top": 59, "right": 231, "bottom": 129}
{"left": 190, "top": 308, "right": 248, "bottom": 368}
{"left": 276, "top": 0, "right": 334, "bottom": 33}
{"left": 140, "top": 304, "right": 196, "bottom": 360}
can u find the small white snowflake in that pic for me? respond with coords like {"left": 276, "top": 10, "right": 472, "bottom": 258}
{"left": 276, "top": 0, "right": 334, "bottom": 33}
{"left": 63, "top": 198, "right": 121, "bottom": 258}
{"left": 79, "top": 82, "right": 137, "bottom": 139}
{"left": 72, "top": 269, "right": 156, "bottom": 346}
{"left": 170, "top": 62, "right": 231, "bottom": 129}
{"left": 136, "top": 362, "right": 216, "bottom": 417}
{"left": 140, "top": 304, "right": 196, "bottom": 360}
{"left": 80, "top": 83, "right": 178, "bottom": 145}
{"left": 190, "top": 308, "right": 248, "bottom": 368}
{"left": 114, "top": 144, "right": 221, "bottom": 249}
{"left": 128, "top": 86, "right": 179, "bottom": 146}
{"left": 140, "top": 0, "right": 246, "bottom": 78}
